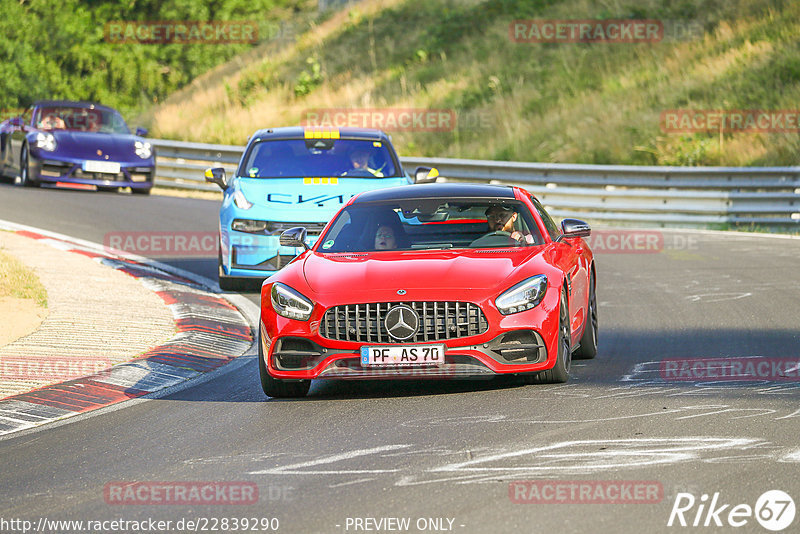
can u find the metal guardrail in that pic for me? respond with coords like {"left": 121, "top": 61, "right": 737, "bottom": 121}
{"left": 150, "top": 138, "right": 800, "bottom": 227}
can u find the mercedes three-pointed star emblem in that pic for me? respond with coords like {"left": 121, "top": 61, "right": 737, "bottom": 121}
{"left": 384, "top": 305, "right": 419, "bottom": 341}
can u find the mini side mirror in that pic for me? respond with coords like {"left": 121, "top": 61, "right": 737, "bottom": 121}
{"left": 204, "top": 167, "right": 228, "bottom": 190}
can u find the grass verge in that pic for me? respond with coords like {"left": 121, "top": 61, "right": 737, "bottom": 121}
{"left": 0, "top": 248, "right": 48, "bottom": 308}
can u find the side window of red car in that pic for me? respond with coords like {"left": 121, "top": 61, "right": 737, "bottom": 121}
{"left": 530, "top": 196, "right": 561, "bottom": 242}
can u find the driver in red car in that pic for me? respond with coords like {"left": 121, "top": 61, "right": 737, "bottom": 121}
{"left": 485, "top": 204, "right": 535, "bottom": 244}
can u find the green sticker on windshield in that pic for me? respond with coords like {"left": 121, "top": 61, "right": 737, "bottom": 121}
{"left": 248, "top": 167, "right": 259, "bottom": 177}
{"left": 322, "top": 240, "right": 335, "bottom": 249}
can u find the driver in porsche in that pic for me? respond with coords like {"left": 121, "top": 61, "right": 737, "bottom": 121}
{"left": 485, "top": 204, "right": 535, "bottom": 244}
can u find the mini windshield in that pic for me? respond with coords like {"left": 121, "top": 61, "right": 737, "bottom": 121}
{"left": 35, "top": 106, "right": 130, "bottom": 134}
{"left": 241, "top": 139, "right": 399, "bottom": 178}
{"left": 318, "top": 199, "right": 544, "bottom": 253}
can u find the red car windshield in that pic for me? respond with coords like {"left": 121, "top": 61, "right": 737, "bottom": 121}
{"left": 35, "top": 106, "right": 130, "bottom": 134}
{"left": 319, "top": 200, "right": 544, "bottom": 253}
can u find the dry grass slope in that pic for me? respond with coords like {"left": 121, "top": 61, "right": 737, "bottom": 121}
{"left": 145, "top": 0, "right": 800, "bottom": 166}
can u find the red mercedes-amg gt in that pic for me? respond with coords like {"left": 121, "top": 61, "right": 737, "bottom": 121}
{"left": 258, "top": 183, "right": 597, "bottom": 397}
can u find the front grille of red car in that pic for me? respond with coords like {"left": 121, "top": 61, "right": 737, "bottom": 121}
{"left": 320, "top": 301, "right": 488, "bottom": 343}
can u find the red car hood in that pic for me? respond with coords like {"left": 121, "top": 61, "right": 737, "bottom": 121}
{"left": 301, "top": 248, "right": 545, "bottom": 297}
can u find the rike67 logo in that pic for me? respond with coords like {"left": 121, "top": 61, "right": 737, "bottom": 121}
{"left": 668, "top": 490, "right": 795, "bottom": 531}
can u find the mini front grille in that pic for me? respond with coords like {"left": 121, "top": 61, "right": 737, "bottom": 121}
{"left": 320, "top": 301, "right": 488, "bottom": 343}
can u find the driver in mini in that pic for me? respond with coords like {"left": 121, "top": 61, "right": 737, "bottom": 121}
{"left": 485, "top": 204, "right": 534, "bottom": 244}
{"left": 348, "top": 148, "right": 384, "bottom": 177}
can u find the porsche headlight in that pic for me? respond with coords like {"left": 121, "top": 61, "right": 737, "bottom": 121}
{"left": 35, "top": 132, "right": 57, "bottom": 152}
{"left": 233, "top": 189, "right": 253, "bottom": 210}
{"left": 496, "top": 275, "right": 548, "bottom": 315}
{"left": 270, "top": 283, "right": 314, "bottom": 321}
{"left": 134, "top": 140, "right": 152, "bottom": 159}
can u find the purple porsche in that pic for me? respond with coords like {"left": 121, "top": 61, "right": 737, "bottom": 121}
{"left": 0, "top": 100, "right": 155, "bottom": 194}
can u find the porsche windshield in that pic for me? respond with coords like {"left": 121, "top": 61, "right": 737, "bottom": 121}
{"left": 240, "top": 139, "right": 399, "bottom": 178}
{"left": 318, "top": 199, "right": 544, "bottom": 253}
{"left": 35, "top": 106, "right": 130, "bottom": 134}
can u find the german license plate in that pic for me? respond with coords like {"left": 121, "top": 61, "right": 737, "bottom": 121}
{"left": 83, "top": 160, "right": 120, "bottom": 174}
{"left": 361, "top": 345, "right": 445, "bottom": 366}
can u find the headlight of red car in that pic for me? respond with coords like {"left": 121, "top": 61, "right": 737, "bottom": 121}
{"left": 496, "top": 275, "right": 548, "bottom": 315}
{"left": 270, "top": 282, "right": 314, "bottom": 320}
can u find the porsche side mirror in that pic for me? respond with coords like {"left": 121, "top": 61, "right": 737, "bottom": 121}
{"left": 9, "top": 117, "right": 23, "bottom": 127}
{"left": 204, "top": 167, "right": 228, "bottom": 190}
{"left": 414, "top": 166, "right": 439, "bottom": 184}
{"left": 560, "top": 218, "right": 591, "bottom": 239}
{"left": 135, "top": 127, "right": 149, "bottom": 137}
{"left": 279, "top": 227, "right": 309, "bottom": 250}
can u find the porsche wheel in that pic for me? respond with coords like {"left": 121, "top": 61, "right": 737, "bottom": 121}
{"left": 19, "top": 145, "right": 39, "bottom": 188}
{"left": 258, "top": 332, "right": 310, "bottom": 398}
{"left": 574, "top": 269, "right": 598, "bottom": 360}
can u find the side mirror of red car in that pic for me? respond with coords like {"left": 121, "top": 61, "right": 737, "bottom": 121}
{"left": 279, "top": 227, "right": 309, "bottom": 251}
{"left": 560, "top": 218, "right": 591, "bottom": 239}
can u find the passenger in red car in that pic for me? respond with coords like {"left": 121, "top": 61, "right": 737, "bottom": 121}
{"left": 374, "top": 225, "right": 397, "bottom": 250}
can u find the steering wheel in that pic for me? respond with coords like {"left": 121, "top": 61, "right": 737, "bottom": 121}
{"left": 469, "top": 230, "right": 517, "bottom": 247}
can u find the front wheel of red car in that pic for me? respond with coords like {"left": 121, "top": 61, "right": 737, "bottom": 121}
{"left": 524, "top": 288, "right": 571, "bottom": 384}
{"left": 258, "top": 333, "right": 310, "bottom": 398}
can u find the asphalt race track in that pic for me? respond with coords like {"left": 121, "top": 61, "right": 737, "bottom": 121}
{"left": 1, "top": 184, "right": 799, "bottom": 533}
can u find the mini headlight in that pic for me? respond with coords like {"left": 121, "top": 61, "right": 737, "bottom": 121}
{"left": 231, "top": 219, "right": 268, "bottom": 233}
{"left": 270, "top": 282, "right": 314, "bottom": 321}
{"left": 233, "top": 189, "right": 253, "bottom": 210}
{"left": 496, "top": 275, "right": 548, "bottom": 315}
{"left": 35, "top": 132, "right": 57, "bottom": 152}
{"left": 134, "top": 140, "right": 152, "bottom": 159}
